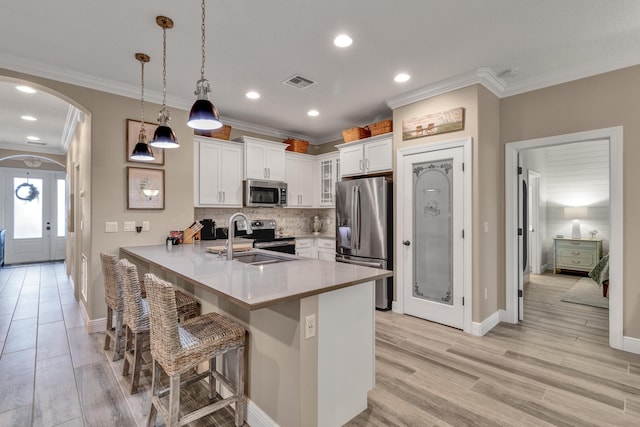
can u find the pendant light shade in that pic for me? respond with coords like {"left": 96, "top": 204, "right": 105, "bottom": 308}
{"left": 188, "top": 79, "right": 222, "bottom": 129}
{"left": 187, "top": 0, "right": 223, "bottom": 130}
{"left": 131, "top": 53, "right": 155, "bottom": 161}
{"left": 150, "top": 16, "right": 179, "bottom": 149}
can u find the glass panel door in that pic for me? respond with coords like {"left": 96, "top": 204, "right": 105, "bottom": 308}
{"left": 413, "top": 159, "right": 454, "bottom": 304}
{"left": 13, "top": 177, "right": 44, "bottom": 239}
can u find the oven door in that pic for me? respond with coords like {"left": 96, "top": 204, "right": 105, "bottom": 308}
{"left": 253, "top": 240, "right": 296, "bottom": 254}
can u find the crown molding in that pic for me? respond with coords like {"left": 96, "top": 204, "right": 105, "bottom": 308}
{"left": 501, "top": 53, "right": 640, "bottom": 98}
{"left": 61, "top": 105, "right": 82, "bottom": 152}
{"left": 385, "top": 68, "right": 506, "bottom": 109}
{"left": 0, "top": 141, "right": 66, "bottom": 156}
{"left": 222, "top": 117, "right": 313, "bottom": 142}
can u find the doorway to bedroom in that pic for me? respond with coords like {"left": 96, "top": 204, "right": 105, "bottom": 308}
{"left": 505, "top": 127, "right": 622, "bottom": 350}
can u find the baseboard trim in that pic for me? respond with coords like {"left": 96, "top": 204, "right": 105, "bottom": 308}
{"left": 391, "top": 300, "right": 403, "bottom": 314}
{"left": 470, "top": 310, "right": 503, "bottom": 336}
{"left": 623, "top": 336, "right": 640, "bottom": 354}
{"left": 81, "top": 300, "right": 107, "bottom": 333}
{"left": 246, "top": 399, "right": 277, "bottom": 427}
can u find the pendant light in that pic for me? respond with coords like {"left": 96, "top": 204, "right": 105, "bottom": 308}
{"left": 187, "top": 0, "right": 223, "bottom": 130}
{"left": 150, "top": 16, "right": 179, "bottom": 148}
{"left": 130, "top": 53, "right": 155, "bottom": 161}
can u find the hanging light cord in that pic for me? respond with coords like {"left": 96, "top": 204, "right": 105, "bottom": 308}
{"left": 200, "top": 0, "right": 206, "bottom": 80}
{"left": 162, "top": 24, "right": 168, "bottom": 107}
{"left": 140, "top": 59, "right": 146, "bottom": 135}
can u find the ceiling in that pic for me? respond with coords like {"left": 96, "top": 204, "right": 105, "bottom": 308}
{"left": 2, "top": 0, "right": 640, "bottom": 154}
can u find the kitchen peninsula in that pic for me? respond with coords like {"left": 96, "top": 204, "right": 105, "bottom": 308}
{"left": 120, "top": 243, "right": 392, "bottom": 427}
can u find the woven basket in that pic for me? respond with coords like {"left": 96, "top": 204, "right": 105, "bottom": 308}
{"left": 342, "top": 126, "right": 371, "bottom": 143}
{"left": 369, "top": 119, "right": 393, "bottom": 136}
{"left": 194, "top": 124, "right": 232, "bottom": 140}
{"left": 283, "top": 138, "right": 309, "bottom": 153}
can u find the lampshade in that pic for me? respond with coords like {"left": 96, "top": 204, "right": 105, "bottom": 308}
{"left": 131, "top": 131, "right": 155, "bottom": 161}
{"left": 564, "top": 206, "right": 588, "bottom": 219}
{"left": 187, "top": 80, "right": 222, "bottom": 130}
{"left": 150, "top": 107, "right": 178, "bottom": 148}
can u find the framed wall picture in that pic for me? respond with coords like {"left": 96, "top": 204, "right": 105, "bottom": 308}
{"left": 127, "top": 167, "right": 165, "bottom": 210}
{"left": 126, "top": 119, "right": 164, "bottom": 165}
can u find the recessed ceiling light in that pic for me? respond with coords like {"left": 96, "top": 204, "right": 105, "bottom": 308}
{"left": 307, "top": 110, "right": 319, "bottom": 117}
{"left": 394, "top": 73, "right": 411, "bottom": 83}
{"left": 26, "top": 135, "right": 40, "bottom": 141}
{"left": 21, "top": 115, "right": 37, "bottom": 121}
{"left": 246, "top": 91, "right": 260, "bottom": 99}
{"left": 16, "top": 85, "right": 36, "bottom": 94}
{"left": 334, "top": 34, "right": 353, "bottom": 48}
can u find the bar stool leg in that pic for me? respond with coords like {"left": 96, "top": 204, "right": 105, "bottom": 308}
{"left": 209, "top": 356, "right": 217, "bottom": 400}
{"left": 168, "top": 373, "right": 181, "bottom": 427}
{"left": 147, "top": 360, "right": 160, "bottom": 427}
{"left": 235, "top": 346, "right": 245, "bottom": 427}
{"left": 113, "top": 310, "right": 124, "bottom": 361}
{"left": 122, "top": 326, "right": 132, "bottom": 376}
{"left": 104, "top": 306, "right": 113, "bottom": 351}
{"left": 130, "top": 331, "right": 144, "bottom": 394}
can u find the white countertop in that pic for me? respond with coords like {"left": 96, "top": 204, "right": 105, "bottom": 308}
{"left": 120, "top": 244, "right": 391, "bottom": 310}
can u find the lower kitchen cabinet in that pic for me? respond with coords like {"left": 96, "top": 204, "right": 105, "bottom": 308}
{"left": 296, "top": 237, "right": 336, "bottom": 261}
{"left": 296, "top": 238, "right": 315, "bottom": 258}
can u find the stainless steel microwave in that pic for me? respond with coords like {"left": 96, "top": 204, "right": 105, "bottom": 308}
{"left": 243, "top": 179, "right": 287, "bottom": 207}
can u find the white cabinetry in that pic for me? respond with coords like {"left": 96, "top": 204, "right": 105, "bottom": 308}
{"left": 337, "top": 134, "right": 392, "bottom": 177}
{"left": 296, "top": 238, "right": 316, "bottom": 258}
{"left": 238, "top": 136, "right": 286, "bottom": 181}
{"left": 316, "top": 238, "right": 336, "bottom": 261}
{"left": 194, "top": 137, "right": 243, "bottom": 207}
{"left": 315, "top": 152, "right": 340, "bottom": 207}
{"left": 285, "top": 152, "right": 314, "bottom": 207}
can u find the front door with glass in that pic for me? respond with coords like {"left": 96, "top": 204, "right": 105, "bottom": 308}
{"left": 4, "top": 169, "right": 66, "bottom": 264}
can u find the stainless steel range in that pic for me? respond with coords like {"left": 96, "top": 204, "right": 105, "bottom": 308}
{"left": 235, "top": 219, "right": 296, "bottom": 254}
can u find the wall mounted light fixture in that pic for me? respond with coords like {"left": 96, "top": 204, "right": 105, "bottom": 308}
{"left": 130, "top": 53, "right": 155, "bottom": 161}
{"left": 187, "top": 0, "right": 223, "bottom": 130}
{"left": 150, "top": 16, "right": 179, "bottom": 149}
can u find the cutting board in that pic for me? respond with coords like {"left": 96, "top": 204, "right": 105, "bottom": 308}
{"left": 206, "top": 241, "right": 253, "bottom": 253}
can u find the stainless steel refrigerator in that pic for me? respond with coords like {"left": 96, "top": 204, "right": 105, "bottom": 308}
{"left": 335, "top": 176, "right": 393, "bottom": 310}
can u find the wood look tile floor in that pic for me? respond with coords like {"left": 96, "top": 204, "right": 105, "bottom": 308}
{"left": 3, "top": 263, "right": 640, "bottom": 426}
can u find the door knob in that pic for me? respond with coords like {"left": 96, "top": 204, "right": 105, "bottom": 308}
{"left": 403, "top": 240, "right": 411, "bottom": 246}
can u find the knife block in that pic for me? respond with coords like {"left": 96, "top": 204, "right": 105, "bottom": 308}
{"left": 182, "top": 228, "right": 200, "bottom": 244}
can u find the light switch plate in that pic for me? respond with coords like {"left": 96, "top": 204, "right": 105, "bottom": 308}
{"left": 123, "top": 221, "right": 136, "bottom": 232}
{"left": 142, "top": 221, "right": 150, "bottom": 232}
{"left": 105, "top": 221, "right": 118, "bottom": 233}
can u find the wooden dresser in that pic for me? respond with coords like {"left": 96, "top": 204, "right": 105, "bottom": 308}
{"left": 553, "top": 237, "right": 603, "bottom": 274}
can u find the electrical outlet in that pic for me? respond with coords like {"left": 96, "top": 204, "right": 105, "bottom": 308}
{"left": 123, "top": 221, "right": 136, "bottom": 232}
{"left": 105, "top": 221, "right": 118, "bottom": 233}
{"left": 484, "top": 288, "right": 488, "bottom": 300}
{"left": 142, "top": 221, "right": 150, "bottom": 232}
{"left": 305, "top": 314, "right": 316, "bottom": 339}
{"left": 484, "top": 221, "right": 489, "bottom": 233}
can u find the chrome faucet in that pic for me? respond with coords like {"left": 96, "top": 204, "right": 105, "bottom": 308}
{"left": 226, "top": 212, "right": 253, "bottom": 261}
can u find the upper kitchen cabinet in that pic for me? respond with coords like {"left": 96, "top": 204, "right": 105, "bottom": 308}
{"left": 315, "top": 152, "right": 340, "bottom": 207}
{"left": 285, "top": 152, "right": 314, "bottom": 207}
{"left": 194, "top": 137, "right": 244, "bottom": 207}
{"left": 337, "top": 134, "right": 392, "bottom": 177}
{"left": 236, "top": 136, "right": 286, "bottom": 181}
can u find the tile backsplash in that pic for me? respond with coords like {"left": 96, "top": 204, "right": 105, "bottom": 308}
{"left": 194, "top": 207, "right": 335, "bottom": 236}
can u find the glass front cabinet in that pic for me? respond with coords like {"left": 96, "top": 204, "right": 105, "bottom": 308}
{"left": 317, "top": 152, "right": 340, "bottom": 206}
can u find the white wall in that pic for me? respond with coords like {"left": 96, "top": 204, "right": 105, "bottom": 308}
{"left": 533, "top": 139, "right": 610, "bottom": 268}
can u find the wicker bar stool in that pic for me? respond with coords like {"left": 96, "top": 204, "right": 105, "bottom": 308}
{"left": 144, "top": 273, "right": 246, "bottom": 427}
{"left": 119, "top": 258, "right": 150, "bottom": 394}
{"left": 100, "top": 253, "right": 125, "bottom": 361}
{"left": 119, "top": 258, "right": 201, "bottom": 394}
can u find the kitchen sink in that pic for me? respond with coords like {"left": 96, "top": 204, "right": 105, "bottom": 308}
{"left": 233, "top": 251, "right": 295, "bottom": 266}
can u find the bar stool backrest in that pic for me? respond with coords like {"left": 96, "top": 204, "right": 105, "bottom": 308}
{"left": 118, "top": 258, "right": 148, "bottom": 332}
{"left": 144, "top": 273, "right": 181, "bottom": 367}
{"left": 100, "top": 253, "right": 123, "bottom": 311}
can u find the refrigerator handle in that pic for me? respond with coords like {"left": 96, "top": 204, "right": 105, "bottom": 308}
{"left": 351, "top": 185, "right": 357, "bottom": 249}
{"left": 355, "top": 185, "right": 361, "bottom": 250}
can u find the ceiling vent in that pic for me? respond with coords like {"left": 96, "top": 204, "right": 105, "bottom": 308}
{"left": 283, "top": 74, "right": 316, "bottom": 90}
